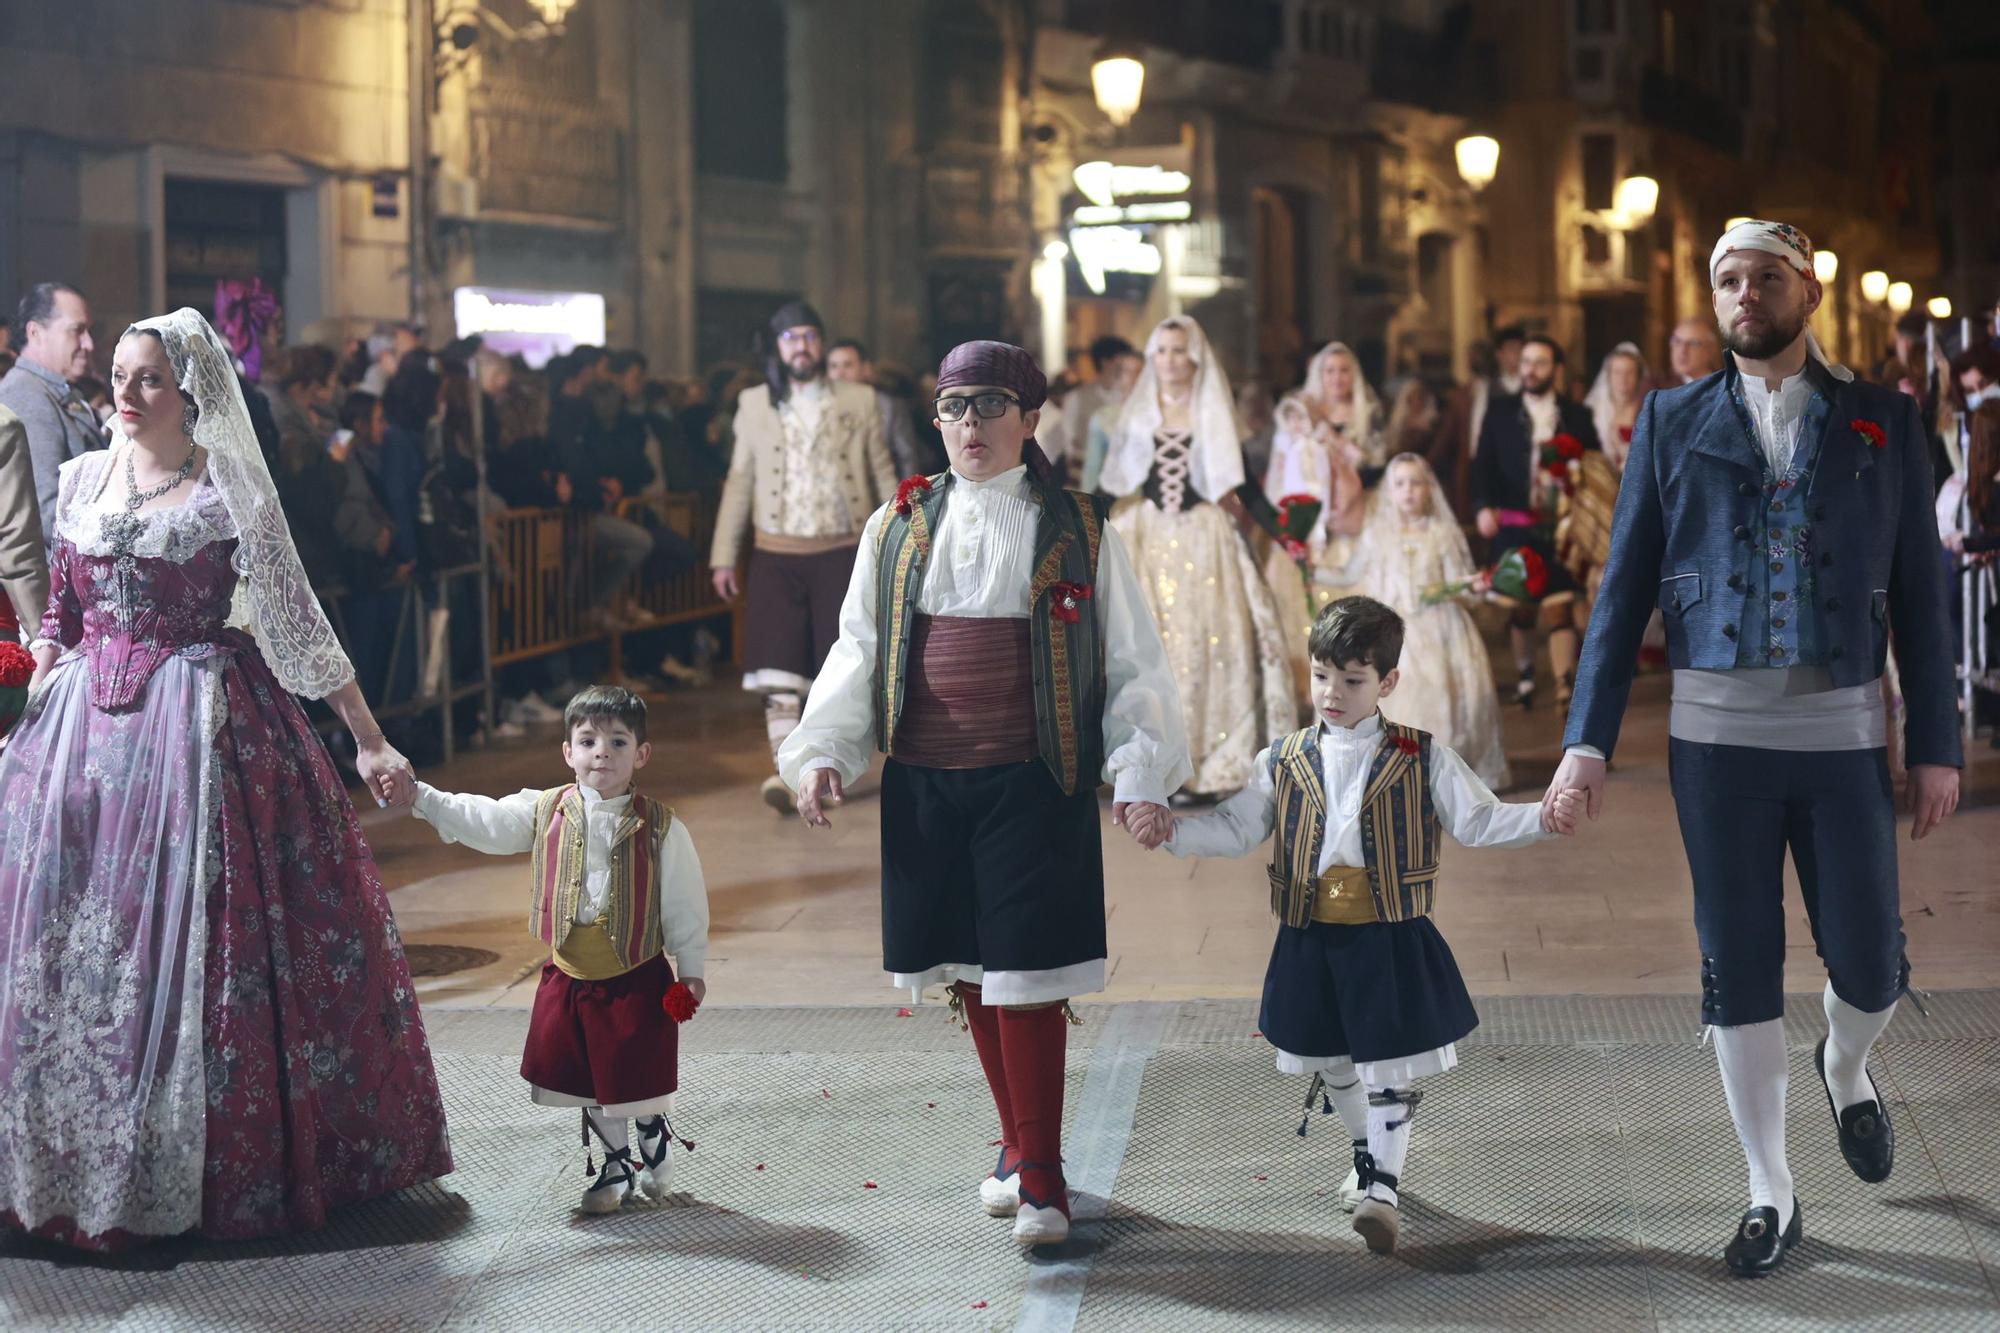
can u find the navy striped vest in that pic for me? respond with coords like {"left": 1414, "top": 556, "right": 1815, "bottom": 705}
{"left": 1266, "top": 721, "right": 1442, "bottom": 928}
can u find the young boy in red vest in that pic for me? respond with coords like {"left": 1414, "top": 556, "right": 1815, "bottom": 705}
{"left": 1148, "top": 597, "right": 1582, "bottom": 1254}
{"left": 411, "top": 685, "right": 710, "bottom": 1214}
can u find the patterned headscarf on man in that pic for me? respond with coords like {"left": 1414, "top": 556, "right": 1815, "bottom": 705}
{"left": 1706, "top": 219, "right": 1853, "bottom": 383}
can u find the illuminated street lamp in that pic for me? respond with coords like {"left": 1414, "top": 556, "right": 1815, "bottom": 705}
{"left": 1812, "top": 250, "right": 1838, "bottom": 283}
{"left": 1859, "top": 270, "right": 1890, "bottom": 303}
{"left": 1455, "top": 135, "right": 1500, "bottom": 192}
{"left": 1612, "top": 175, "right": 1658, "bottom": 229}
{"left": 1887, "top": 281, "right": 1913, "bottom": 315}
{"left": 1928, "top": 296, "right": 1953, "bottom": 320}
{"left": 1092, "top": 45, "right": 1146, "bottom": 127}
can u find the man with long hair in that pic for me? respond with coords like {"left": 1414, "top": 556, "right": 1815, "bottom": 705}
{"left": 710, "top": 301, "right": 896, "bottom": 811}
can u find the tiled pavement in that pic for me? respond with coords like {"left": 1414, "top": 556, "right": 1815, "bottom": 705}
{"left": 7, "top": 994, "right": 2000, "bottom": 1331}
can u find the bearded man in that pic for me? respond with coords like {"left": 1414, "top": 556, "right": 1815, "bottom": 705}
{"left": 710, "top": 301, "right": 896, "bottom": 810}
{"left": 1550, "top": 220, "right": 1961, "bottom": 1277}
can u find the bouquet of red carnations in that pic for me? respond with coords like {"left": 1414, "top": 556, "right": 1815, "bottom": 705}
{"left": 0, "top": 640, "right": 34, "bottom": 740}
{"left": 1274, "top": 493, "right": 1324, "bottom": 621}
{"left": 1421, "top": 546, "right": 1550, "bottom": 606}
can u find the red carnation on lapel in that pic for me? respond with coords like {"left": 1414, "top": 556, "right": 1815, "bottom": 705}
{"left": 662, "top": 982, "right": 701, "bottom": 1023}
{"left": 1390, "top": 735, "right": 1420, "bottom": 756}
{"left": 1049, "top": 580, "right": 1093, "bottom": 625}
{"left": 894, "top": 475, "right": 933, "bottom": 515}
{"left": 1850, "top": 418, "right": 1886, "bottom": 449}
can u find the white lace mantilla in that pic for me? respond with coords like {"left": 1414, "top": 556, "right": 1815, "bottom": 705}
{"left": 88, "top": 310, "right": 355, "bottom": 699}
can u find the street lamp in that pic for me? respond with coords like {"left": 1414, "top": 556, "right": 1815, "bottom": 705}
{"left": 1091, "top": 44, "right": 1145, "bottom": 127}
{"left": 1612, "top": 175, "right": 1658, "bottom": 228}
{"left": 1812, "top": 250, "right": 1838, "bottom": 283}
{"left": 1454, "top": 136, "right": 1500, "bottom": 192}
{"left": 1887, "top": 281, "right": 1913, "bottom": 315}
{"left": 525, "top": 0, "right": 578, "bottom": 26}
{"left": 1928, "top": 296, "right": 1953, "bottom": 320}
{"left": 1860, "top": 270, "right": 1890, "bottom": 303}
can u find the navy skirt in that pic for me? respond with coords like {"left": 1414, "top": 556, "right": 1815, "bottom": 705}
{"left": 1257, "top": 916, "right": 1478, "bottom": 1066}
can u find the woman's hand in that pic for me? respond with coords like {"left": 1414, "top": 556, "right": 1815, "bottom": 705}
{"left": 356, "top": 735, "right": 417, "bottom": 808}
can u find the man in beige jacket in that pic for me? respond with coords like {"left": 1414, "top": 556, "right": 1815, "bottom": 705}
{"left": 0, "top": 403, "right": 48, "bottom": 641}
{"left": 710, "top": 300, "right": 896, "bottom": 810}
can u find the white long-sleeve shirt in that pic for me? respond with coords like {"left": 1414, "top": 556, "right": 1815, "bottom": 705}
{"left": 413, "top": 781, "right": 710, "bottom": 977}
{"left": 777, "top": 464, "right": 1192, "bottom": 804}
{"left": 1168, "top": 712, "right": 1549, "bottom": 867}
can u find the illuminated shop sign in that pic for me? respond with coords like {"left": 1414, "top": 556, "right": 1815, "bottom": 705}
{"left": 1065, "top": 160, "right": 1191, "bottom": 295}
{"left": 453, "top": 287, "right": 607, "bottom": 367}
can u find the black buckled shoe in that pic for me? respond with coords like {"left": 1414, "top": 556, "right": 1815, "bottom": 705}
{"left": 1815, "top": 1037, "right": 1894, "bottom": 1183}
{"left": 1723, "top": 1198, "right": 1802, "bottom": 1277}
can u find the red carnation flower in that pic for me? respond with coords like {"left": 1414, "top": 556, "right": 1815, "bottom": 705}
{"left": 0, "top": 641, "right": 33, "bottom": 690}
{"left": 1517, "top": 546, "right": 1550, "bottom": 598}
{"left": 662, "top": 981, "right": 701, "bottom": 1023}
{"left": 1391, "top": 735, "right": 1420, "bottom": 756}
{"left": 894, "top": 475, "right": 933, "bottom": 515}
{"left": 1850, "top": 418, "right": 1886, "bottom": 449}
{"left": 1049, "top": 580, "right": 1093, "bottom": 625}
{"left": 1551, "top": 432, "right": 1585, "bottom": 460}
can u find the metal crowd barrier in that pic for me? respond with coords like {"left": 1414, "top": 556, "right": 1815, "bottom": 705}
{"left": 1962, "top": 556, "right": 1999, "bottom": 744}
{"left": 487, "top": 490, "right": 741, "bottom": 681}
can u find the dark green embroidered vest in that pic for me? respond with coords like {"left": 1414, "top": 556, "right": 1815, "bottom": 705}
{"left": 1266, "top": 721, "right": 1442, "bottom": 928}
{"left": 872, "top": 472, "right": 1110, "bottom": 795}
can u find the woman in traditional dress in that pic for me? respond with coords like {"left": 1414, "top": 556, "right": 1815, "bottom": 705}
{"left": 1569, "top": 340, "right": 1650, "bottom": 607}
{"left": 0, "top": 309, "right": 452, "bottom": 1250}
{"left": 1260, "top": 342, "right": 1383, "bottom": 701}
{"left": 1099, "top": 316, "right": 1297, "bottom": 797}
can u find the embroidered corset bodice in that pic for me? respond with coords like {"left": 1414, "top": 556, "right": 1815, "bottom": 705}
{"left": 1141, "top": 430, "right": 1199, "bottom": 512}
{"left": 48, "top": 462, "right": 244, "bottom": 711}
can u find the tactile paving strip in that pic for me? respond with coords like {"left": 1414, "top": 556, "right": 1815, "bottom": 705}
{"left": 4, "top": 995, "right": 1998, "bottom": 1331}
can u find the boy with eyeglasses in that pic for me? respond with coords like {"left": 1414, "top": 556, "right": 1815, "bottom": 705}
{"left": 778, "top": 340, "right": 1190, "bottom": 1249}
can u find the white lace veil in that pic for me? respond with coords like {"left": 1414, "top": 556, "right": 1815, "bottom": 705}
{"left": 1353, "top": 451, "right": 1475, "bottom": 585}
{"left": 120, "top": 309, "right": 356, "bottom": 699}
{"left": 1099, "top": 315, "right": 1247, "bottom": 502}
{"left": 1584, "top": 341, "right": 1648, "bottom": 460}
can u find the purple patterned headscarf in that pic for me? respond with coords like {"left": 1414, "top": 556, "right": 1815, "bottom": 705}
{"left": 935, "top": 340, "right": 1055, "bottom": 482}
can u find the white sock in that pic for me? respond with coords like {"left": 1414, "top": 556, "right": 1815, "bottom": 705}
{"left": 1713, "top": 1020, "right": 1793, "bottom": 1228}
{"left": 764, "top": 692, "right": 802, "bottom": 762}
{"left": 1321, "top": 1058, "right": 1370, "bottom": 1145}
{"left": 1363, "top": 1083, "right": 1419, "bottom": 1207}
{"left": 586, "top": 1107, "right": 628, "bottom": 1155}
{"left": 1822, "top": 983, "right": 1894, "bottom": 1111}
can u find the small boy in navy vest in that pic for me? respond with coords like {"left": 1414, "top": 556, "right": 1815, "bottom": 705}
{"left": 411, "top": 686, "right": 711, "bottom": 1215}
{"left": 1150, "top": 596, "right": 1582, "bottom": 1254}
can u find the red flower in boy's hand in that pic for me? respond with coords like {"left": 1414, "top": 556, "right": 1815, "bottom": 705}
{"left": 662, "top": 981, "right": 701, "bottom": 1023}
{"left": 1850, "top": 418, "right": 1886, "bottom": 449}
{"left": 894, "top": 475, "right": 933, "bottom": 515}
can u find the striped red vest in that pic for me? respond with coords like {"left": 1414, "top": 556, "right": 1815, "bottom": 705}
{"left": 526, "top": 785, "right": 675, "bottom": 973}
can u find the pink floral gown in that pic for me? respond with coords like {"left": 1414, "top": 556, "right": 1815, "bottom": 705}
{"left": 0, "top": 451, "right": 452, "bottom": 1249}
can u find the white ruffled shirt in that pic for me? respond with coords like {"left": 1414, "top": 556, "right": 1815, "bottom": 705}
{"left": 778, "top": 464, "right": 1191, "bottom": 803}
{"left": 1738, "top": 369, "right": 1812, "bottom": 476}
{"left": 1167, "top": 712, "right": 1549, "bottom": 867}
{"left": 412, "top": 781, "right": 710, "bottom": 976}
